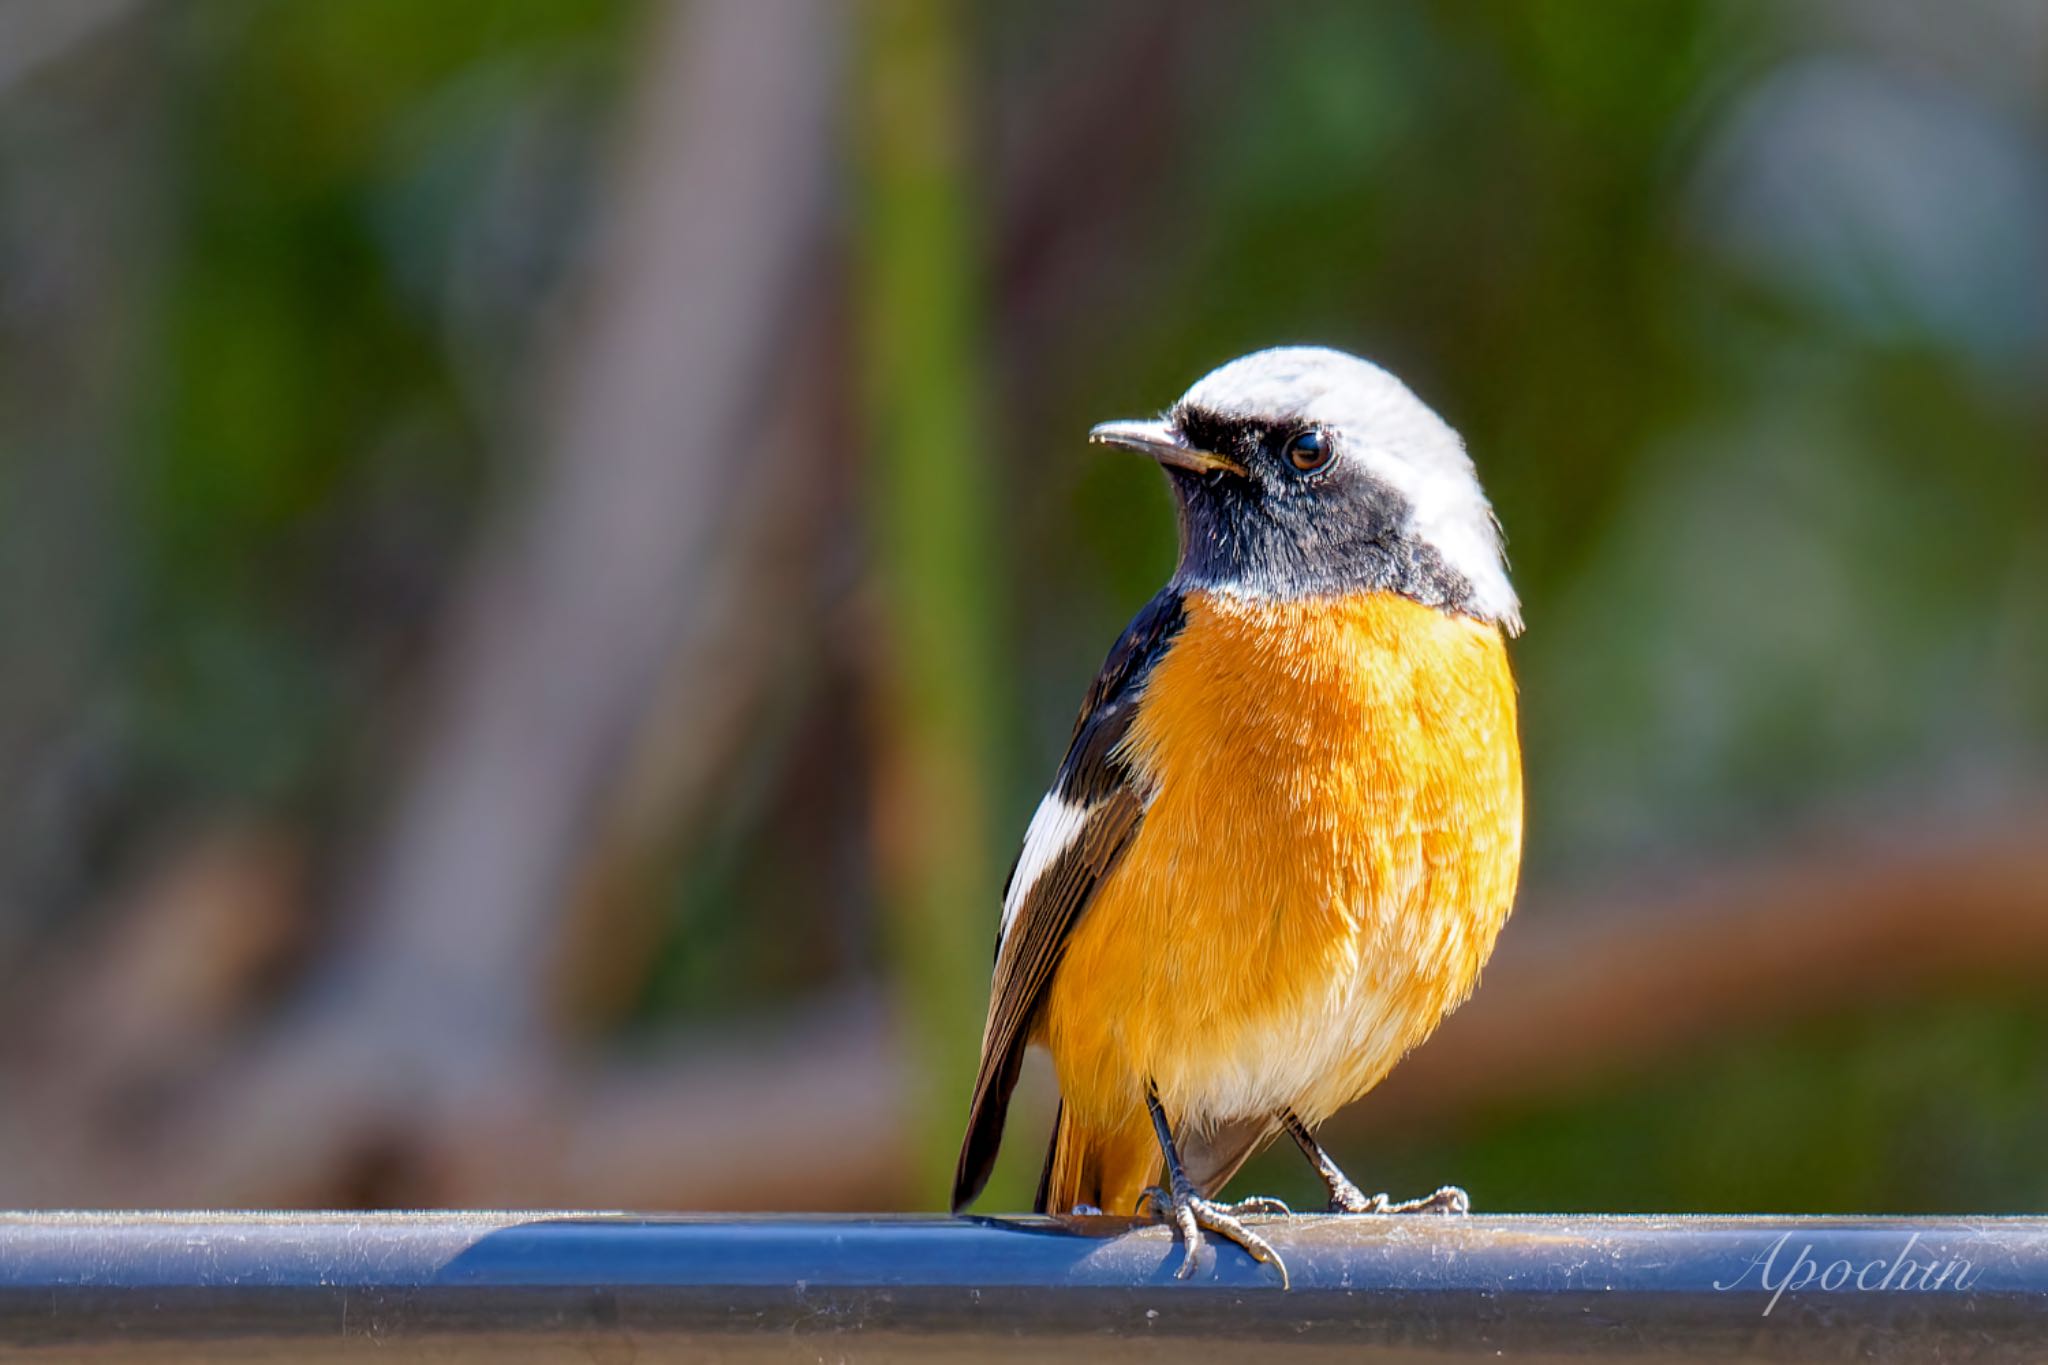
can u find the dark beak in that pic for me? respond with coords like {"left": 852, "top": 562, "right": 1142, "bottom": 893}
{"left": 1088, "top": 419, "right": 1246, "bottom": 477}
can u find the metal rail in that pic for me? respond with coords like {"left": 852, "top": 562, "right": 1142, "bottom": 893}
{"left": 1, "top": 1211, "right": 2043, "bottom": 1360}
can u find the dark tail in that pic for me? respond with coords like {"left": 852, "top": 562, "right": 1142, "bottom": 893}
{"left": 950, "top": 1043, "right": 1024, "bottom": 1213}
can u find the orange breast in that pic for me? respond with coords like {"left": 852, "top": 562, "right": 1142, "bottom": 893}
{"left": 1041, "top": 589, "right": 1522, "bottom": 1133}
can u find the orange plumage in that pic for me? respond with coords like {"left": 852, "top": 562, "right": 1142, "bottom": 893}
{"left": 1039, "top": 590, "right": 1522, "bottom": 1215}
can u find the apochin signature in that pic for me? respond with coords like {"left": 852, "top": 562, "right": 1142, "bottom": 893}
{"left": 1713, "top": 1231, "right": 1983, "bottom": 1317}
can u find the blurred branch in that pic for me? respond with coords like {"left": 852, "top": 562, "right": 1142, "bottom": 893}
{"left": 0, "top": 0, "right": 144, "bottom": 96}
{"left": 329, "top": 0, "right": 842, "bottom": 1067}
{"left": 476, "top": 808, "right": 2048, "bottom": 1204}
{"left": 549, "top": 300, "right": 847, "bottom": 1032}
{"left": 0, "top": 0, "right": 846, "bottom": 1207}
{"left": 461, "top": 991, "right": 913, "bottom": 1212}
{"left": 477, "top": 805, "right": 2048, "bottom": 1206}
{"left": 646, "top": 807, "right": 2048, "bottom": 1207}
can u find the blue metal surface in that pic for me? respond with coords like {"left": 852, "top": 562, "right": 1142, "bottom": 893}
{"left": 0, "top": 1211, "right": 2042, "bottom": 1360}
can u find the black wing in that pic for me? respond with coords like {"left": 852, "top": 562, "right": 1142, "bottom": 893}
{"left": 950, "top": 588, "right": 1187, "bottom": 1212}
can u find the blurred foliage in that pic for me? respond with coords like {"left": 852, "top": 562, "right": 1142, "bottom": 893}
{"left": 1, "top": 2, "right": 631, "bottom": 843}
{"left": 857, "top": 0, "right": 1009, "bottom": 1192}
{"left": 995, "top": 2, "right": 2046, "bottom": 876}
{"left": 0, "top": 0, "right": 2042, "bottom": 1212}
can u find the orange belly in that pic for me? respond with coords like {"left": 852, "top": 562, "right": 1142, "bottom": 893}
{"left": 1041, "top": 589, "right": 1522, "bottom": 1137}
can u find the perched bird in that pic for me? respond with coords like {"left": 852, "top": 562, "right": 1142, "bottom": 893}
{"left": 951, "top": 346, "right": 1524, "bottom": 1287}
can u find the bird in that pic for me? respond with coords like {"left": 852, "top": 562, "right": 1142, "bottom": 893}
{"left": 950, "top": 345, "right": 1524, "bottom": 1288}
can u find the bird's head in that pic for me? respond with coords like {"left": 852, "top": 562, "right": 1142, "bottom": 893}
{"left": 1090, "top": 345, "right": 1520, "bottom": 634}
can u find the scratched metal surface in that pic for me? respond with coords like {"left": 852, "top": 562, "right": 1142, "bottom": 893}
{"left": 0, "top": 1212, "right": 2042, "bottom": 1362}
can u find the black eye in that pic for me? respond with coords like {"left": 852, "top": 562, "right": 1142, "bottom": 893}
{"left": 1283, "top": 428, "right": 1332, "bottom": 472}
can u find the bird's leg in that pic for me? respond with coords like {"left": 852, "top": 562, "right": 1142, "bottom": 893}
{"left": 1136, "top": 1085, "right": 1291, "bottom": 1289}
{"left": 1282, "top": 1112, "right": 1469, "bottom": 1216}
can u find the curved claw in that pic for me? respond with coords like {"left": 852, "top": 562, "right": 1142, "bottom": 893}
{"left": 1402, "top": 1185, "right": 1470, "bottom": 1215}
{"left": 1140, "top": 1183, "right": 1292, "bottom": 1290}
{"left": 1167, "top": 1192, "right": 1204, "bottom": 1280}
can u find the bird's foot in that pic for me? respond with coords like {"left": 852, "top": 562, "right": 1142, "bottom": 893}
{"left": 1135, "top": 1186, "right": 1288, "bottom": 1222}
{"left": 1138, "top": 1180, "right": 1291, "bottom": 1289}
{"left": 1327, "top": 1179, "right": 1469, "bottom": 1216}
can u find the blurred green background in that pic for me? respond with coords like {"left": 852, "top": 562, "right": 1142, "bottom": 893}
{"left": 0, "top": 0, "right": 2043, "bottom": 1215}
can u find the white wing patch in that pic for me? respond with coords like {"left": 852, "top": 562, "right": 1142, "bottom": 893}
{"left": 998, "top": 790, "right": 1092, "bottom": 949}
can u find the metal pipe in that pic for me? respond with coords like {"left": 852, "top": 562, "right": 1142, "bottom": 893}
{"left": 2, "top": 1211, "right": 2042, "bottom": 1360}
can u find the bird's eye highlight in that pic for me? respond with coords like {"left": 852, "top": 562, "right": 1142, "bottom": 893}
{"left": 1283, "top": 428, "right": 1332, "bottom": 472}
